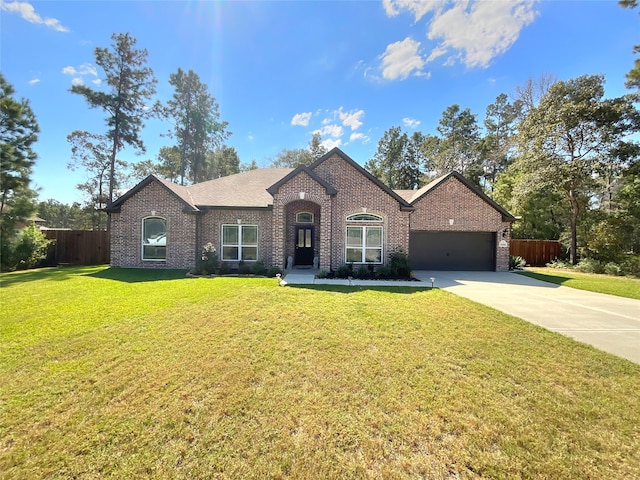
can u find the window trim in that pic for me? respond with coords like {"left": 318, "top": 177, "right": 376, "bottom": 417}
{"left": 346, "top": 213, "right": 383, "bottom": 223}
{"left": 295, "top": 211, "right": 314, "bottom": 224}
{"left": 141, "top": 216, "right": 167, "bottom": 261}
{"left": 345, "top": 225, "right": 383, "bottom": 264}
{"left": 221, "top": 224, "right": 258, "bottom": 262}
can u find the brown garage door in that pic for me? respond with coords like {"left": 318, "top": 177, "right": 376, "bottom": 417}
{"left": 409, "top": 231, "right": 496, "bottom": 271}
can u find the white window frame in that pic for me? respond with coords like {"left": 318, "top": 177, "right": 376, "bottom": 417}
{"left": 221, "top": 224, "right": 258, "bottom": 262}
{"left": 296, "top": 211, "right": 314, "bottom": 223}
{"left": 142, "top": 216, "right": 167, "bottom": 261}
{"left": 346, "top": 213, "right": 383, "bottom": 223}
{"left": 345, "top": 225, "right": 383, "bottom": 264}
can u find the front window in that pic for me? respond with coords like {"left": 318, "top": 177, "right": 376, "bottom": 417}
{"left": 142, "top": 217, "right": 167, "bottom": 260}
{"left": 346, "top": 226, "right": 383, "bottom": 264}
{"left": 222, "top": 225, "right": 258, "bottom": 261}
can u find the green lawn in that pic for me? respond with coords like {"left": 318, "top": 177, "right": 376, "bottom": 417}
{"left": 518, "top": 267, "right": 640, "bottom": 300}
{"left": 1, "top": 266, "right": 639, "bottom": 479}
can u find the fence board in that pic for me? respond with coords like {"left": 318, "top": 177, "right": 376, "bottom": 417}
{"left": 510, "top": 239, "right": 561, "bottom": 267}
{"left": 44, "top": 230, "right": 110, "bottom": 265}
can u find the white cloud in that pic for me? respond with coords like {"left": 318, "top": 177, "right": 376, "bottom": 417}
{"left": 316, "top": 124, "right": 343, "bottom": 139}
{"left": 383, "top": 0, "right": 446, "bottom": 22}
{"left": 1, "top": 1, "right": 69, "bottom": 32}
{"left": 338, "top": 107, "right": 364, "bottom": 131}
{"left": 62, "top": 63, "right": 97, "bottom": 76}
{"left": 378, "top": 0, "right": 538, "bottom": 75}
{"left": 427, "top": 0, "right": 538, "bottom": 68}
{"left": 349, "top": 132, "right": 370, "bottom": 143}
{"left": 321, "top": 138, "right": 342, "bottom": 150}
{"left": 291, "top": 112, "right": 312, "bottom": 127}
{"left": 402, "top": 117, "right": 421, "bottom": 128}
{"left": 62, "top": 63, "right": 99, "bottom": 85}
{"left": 28, "top": 77, "right": 40, "bottom": 85}
{"left": 380, "top": 37, "right": 427, "bottom": 80}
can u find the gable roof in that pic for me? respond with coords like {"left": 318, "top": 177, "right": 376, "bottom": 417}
{"left": 189, "top": 168, "right": 292, "bottom": 207}
{"left": 408, "top": 171, "right": 516, "bottom": 222}
{"left": 310, "top": 147, "right": 414, "bottom": 211}
{"left": 107, "top": 169, "right": 295, "bottom": 212}
{"left": 266, "top": 165, "right": 338, "bottom": 196}
{"left": 106, "top": 175, "right": 199, "bottom": 213}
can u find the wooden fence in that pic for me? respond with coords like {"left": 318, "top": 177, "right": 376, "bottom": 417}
{"left": 44, "top": 229, "right": 110, "bottom": 266}
{"left": 510, "top": 239, "right": 562, "bottom": 266}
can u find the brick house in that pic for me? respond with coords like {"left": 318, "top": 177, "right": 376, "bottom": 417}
{"left": 107, "top": 148, "right": 514, "bottom": 271}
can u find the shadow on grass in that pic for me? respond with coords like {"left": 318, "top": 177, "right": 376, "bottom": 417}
{"left": 517, "top": 271, "right": 571, "bottom": 286}
{"left": 86, "top": 267, "right": 189, "bottom": 283}
{"left": 289, "top": 284, "right": 434, "bottom": 295}
{"left": 0, "top": 265, "right": 102, "bottom": 288}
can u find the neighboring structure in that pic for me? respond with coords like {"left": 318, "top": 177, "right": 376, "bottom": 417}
{"left": 107, "top": 148, "right": 514, "bottom": 272}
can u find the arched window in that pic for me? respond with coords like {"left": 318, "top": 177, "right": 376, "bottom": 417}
{"left": 346, "top": 213, "right": 383, "bottom": 222}
{"left": 296, "top": 212, "right": 313, "bottom": 223}
{"left": 142, "top": 217, "right": 167, "bottom": 260}
{"left": 345, "top": 213, "right": 383, "bottom": 264}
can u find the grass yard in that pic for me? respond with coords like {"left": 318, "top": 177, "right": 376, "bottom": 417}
{"left": 1, "top": 266, "right": 639, "bottom": 479}
{"left": 518, "top": 267, "right": 640, "bottom": 300}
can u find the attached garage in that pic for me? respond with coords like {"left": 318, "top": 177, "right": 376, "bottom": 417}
{"left": 409, "top": 231, "right": 496, "bottom": 271}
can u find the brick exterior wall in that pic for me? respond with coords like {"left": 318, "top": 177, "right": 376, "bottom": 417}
{"left": 198, "top": 208, "right": 274, "bottom": 268}
{"left": 110, "top": 152, "right": 511, "bottom": 272}
{"left": 410, "top": 176, "right": 511, "bottom": 271}
{"left": 110, "top": 181, "right": 197, "bottom": 269}
{"left": 312, "top": 155, "right": 411, "bottom": 271}
{"left": 271, "top": 171, "right": 333, "bottom": 271}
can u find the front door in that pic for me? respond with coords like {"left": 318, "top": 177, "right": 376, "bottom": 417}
{"left": 294, "top": 226, "right": 314, "bottom": 266}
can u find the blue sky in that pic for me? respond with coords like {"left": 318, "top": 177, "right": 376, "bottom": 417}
{"left": 1, "top": 0, "right": 637, "bottom": 205}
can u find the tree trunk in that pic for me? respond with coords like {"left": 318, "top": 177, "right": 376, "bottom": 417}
{"left": 569, "top": 189, "right": 579, "bottom": 265}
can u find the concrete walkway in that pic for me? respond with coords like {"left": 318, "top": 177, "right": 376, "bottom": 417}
{"left": 283, "top": 269, "right": 640, "bottom": 364}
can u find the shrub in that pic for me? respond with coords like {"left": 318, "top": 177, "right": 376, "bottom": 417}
{"left": 218, "top": 262, "right": 232, "bottom": 275}
{"left": 238, "top": 261, "right": 252, "bottom": 275}
{"left": 604, "top": 262, "right": 622, "bottom": 276}
{"left": 620, "top": 256, "right": 640, "bottom": 276}
{"left": 3, "top": 225, "right": 53, "bottom": 271}
{"left": 316, "top": 269, "right": 329, "bottom": 279}
{"left": 198, "top": 242, "right": 219, "bottom": 275}
{"left": 375, "top": 265, "right": 392, "bottom": 279}
{"left": 354, "top": 264, "right": 374, "bottom": 279}
{"left": 388, "top": 247, "right": 411, "bottom": 278}
{"left": 509, "top": 255, "right": 527, "bottom": 270}
{"left": 250, "top": 261, "right": 267, "bottom": 276}
{"left": 267, "top": 265, "right": 283, "bottom": 278}
{"left": 335, "top": 264, "right": 353, "bottom": 279}
{"left": 547, "top": 259, "right": 571, "bottom": 269}
{"left": 574, "top": 258, "right": 605, "bottom": 274}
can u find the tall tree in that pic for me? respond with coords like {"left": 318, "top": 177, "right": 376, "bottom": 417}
{"left": 620, "top": 0, "right": 640, "bottom": 91}
{"left": 430, "top": 105, "right": 482, "bottom": 185}
{"left": 132, "top": 146, "right": 181, "bottom": 182}
{"left": 309, "top": 132, "right": 327, "bottom": 160}
{"left": 205, "top": 146, "right": 240, "bottom": 179}
{"left": 269, "top": 148, "right": 314, "bottom": 168}
{"left": 514, "top": 74, "right": 640, "bottom": 264}
{"left": 365, "top": 126, "right": 423, "bottom": 189}
{"left": 67, "top": 131, "right": 125, "bottom": 226}
{"left": 0, "top": 74, "right": 39, "bottom": 218}
{"left": 479, "top": 93, "right": 522, "bottom": 192}
{"left": 70, "top": 32, "right": 157, "bottom": 206}
{"left": 166, "top": 68, "right": 230, "bottom": 184}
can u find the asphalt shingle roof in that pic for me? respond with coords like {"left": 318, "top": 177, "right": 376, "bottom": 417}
{"left": 186, "top": 168, "right": 293, "bottom": 207}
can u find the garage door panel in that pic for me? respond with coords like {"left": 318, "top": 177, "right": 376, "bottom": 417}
{"left": 409, "top": 232, "right": 495, "bottom": 271}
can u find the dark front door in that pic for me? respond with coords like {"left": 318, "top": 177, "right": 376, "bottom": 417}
{"left": 295, "top": 226, "right": 314, "bottom": 266}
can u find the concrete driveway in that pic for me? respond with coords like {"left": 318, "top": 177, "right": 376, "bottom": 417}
{"left": 413, "top": 271, "right": 640, "bottom": 364}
